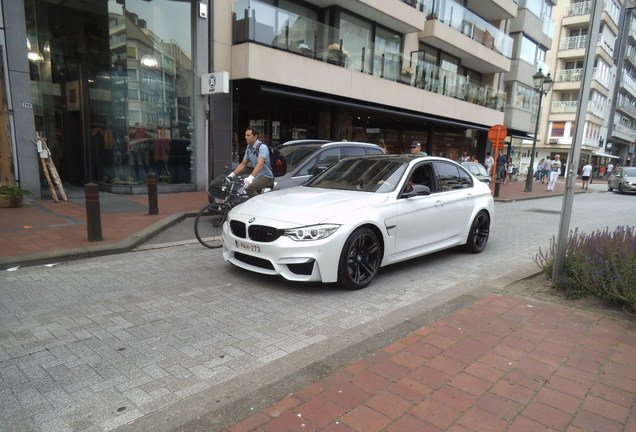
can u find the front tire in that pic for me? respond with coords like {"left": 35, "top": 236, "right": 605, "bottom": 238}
{"left": 619, "top": 183, "right": 625, "bottom": 193}
{"left": 338, "top": 227, "right": 381, "bottom": 290}
{"left": 194, "top": 203, "right": 225, "bottom": 248}
{"left": 462, "top": 211, "right": 490, "bottom": 253}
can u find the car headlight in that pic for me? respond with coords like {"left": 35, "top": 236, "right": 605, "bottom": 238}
{"left": 283, "top": 224, "right": 340, "bottom": 241}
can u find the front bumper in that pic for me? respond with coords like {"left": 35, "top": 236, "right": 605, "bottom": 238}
{"left": 221, "top": 220, "right": 351, "bottom": 283}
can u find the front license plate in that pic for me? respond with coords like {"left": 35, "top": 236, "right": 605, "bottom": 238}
{"left": 235, "top": 240, "right": 260, "bottom": 253}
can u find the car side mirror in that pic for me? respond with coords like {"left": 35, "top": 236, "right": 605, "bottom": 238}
{"left": 402, "top": 184, "right": 431, "bottom": 198}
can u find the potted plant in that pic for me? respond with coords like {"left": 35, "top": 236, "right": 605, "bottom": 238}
{"left": 0, "top": 182, "right": 32, "bottom": 208}
{"left": 327, "top": 43, "right": 350, "bottom": 65}
{"left": 400, "top": 66, "right": 414, "bottom": 84}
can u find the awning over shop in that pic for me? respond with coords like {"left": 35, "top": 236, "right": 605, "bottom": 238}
{"left": 258, "top": 85, "right": 492, "bottom": 131}
{"left": 592, "top": 151, "right": 619, "bottom": 159}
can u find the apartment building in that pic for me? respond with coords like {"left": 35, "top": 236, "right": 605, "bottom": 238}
{"left": 537, "top": 0, "right": 634, "bottom": 174}
{"left": 502, "top": 0, "right": 555, "bottom": 174}
{"left": 3, "top": 0, "right": 547, "bottom": 198}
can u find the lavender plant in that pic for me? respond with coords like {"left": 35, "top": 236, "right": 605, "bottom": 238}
{"left": 534, "top": 226, "right": 636, "bottom": 313}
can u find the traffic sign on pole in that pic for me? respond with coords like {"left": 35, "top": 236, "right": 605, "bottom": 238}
{"left": 488, "top": 125, "right": 507, "bottom": 198}
{"left": 488, "top": 124, "right": 507, "bottom": 146}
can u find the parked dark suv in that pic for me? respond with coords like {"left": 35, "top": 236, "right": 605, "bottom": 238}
{"left": 274, "top": 140, "right": 386, "bottom": 189}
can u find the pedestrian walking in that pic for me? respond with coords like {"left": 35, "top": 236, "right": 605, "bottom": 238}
{"left": 546, "top": 154, "right": 561, "bottom": 191}
{"left": 536, "top": 158, "right": 545, "bottom": 182}
{"left": 506, "top": 157, "right": 514, "bottom": 184}
{"left": 542, "top": 156, "right": 551, "bottom": 184}
{"left": 606, "top": 162, "right": 614, "bottom": 178}
{"left": 496, "top": 151, "right": 507, "bottom": 182}
{"left": 484, "top": 152, "right": 494, "bottom": 175}
{"left": 599, "top": 164, "right": 606, "bottom": 179}
{"left": 581, "top": 161, "right": 592, "bottom": 190}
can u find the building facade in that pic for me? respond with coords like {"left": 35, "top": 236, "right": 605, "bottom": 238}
{"left": 537, "top": 0, "right": 635, "bottom": 175}
{"left": 2, "top": 0, "right": 562, "bottom": 199}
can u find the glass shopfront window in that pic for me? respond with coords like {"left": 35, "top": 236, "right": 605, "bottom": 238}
{"left": 24, "top": 0, "right": 194, "bottom": 187}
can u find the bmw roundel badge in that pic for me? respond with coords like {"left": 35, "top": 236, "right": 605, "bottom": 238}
{"left": 248, "top": 217, "right": 255, "bottom": 223}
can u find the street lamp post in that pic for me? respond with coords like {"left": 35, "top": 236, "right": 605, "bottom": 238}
{"left": 525, "top": 68, "right": 554, "bottom": 193}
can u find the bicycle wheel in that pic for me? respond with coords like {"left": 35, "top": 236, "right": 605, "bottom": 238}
{"left": 194, "top": 203, "right": 225, "bottom": 248}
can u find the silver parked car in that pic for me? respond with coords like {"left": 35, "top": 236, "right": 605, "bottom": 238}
{"left": 608, "top": 166, "right": 636, "bottom": 193}
{"left": 461, "top": 162, "right": 491, "bottom": 186}
{"left": 274, "top": 140, "right": 386, "bottom": 190}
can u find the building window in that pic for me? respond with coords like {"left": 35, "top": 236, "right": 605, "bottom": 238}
{"left": 519, "top": 35, "right": 538, "bottom": 65}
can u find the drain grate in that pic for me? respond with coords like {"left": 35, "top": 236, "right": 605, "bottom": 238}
{"left": 527, "top": 208, "right": 561, "bottom": 215}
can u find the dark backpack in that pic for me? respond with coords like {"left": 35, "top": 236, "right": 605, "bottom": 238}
{"left": 256, "top": 142, "right": 287, "bottom": 177}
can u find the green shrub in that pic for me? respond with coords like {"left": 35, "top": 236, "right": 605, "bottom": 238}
{"left": 535, "top": 226, "right": 636, "bottom": 313}
{"left": 0, "top": 182, "right": 32, "bottom": 199}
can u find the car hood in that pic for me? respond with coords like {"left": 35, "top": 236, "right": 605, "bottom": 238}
{"left": 230, "top": 187, "right": 389, "bottom": 225}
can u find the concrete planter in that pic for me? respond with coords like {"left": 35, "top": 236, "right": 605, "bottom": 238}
{"left": 0, "top": 194, "right": 22, "bottom": 208}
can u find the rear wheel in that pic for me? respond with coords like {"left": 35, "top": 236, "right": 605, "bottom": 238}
{"left": 338, "top": 227, "right": 381, "bottom": 290}
{"left": 462, "top": 211, "right": 490, "bottom": 253}
{"left": 194, "top": 203, "right": 225, "bottom": 248}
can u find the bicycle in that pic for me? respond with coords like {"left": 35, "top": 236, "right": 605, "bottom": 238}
{"left": 194, "top": 175, "right": 247, "bottom": 248}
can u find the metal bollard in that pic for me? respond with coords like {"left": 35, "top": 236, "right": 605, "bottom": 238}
{"left": 84, "top": 183, "right": 103, "bottom": 242}
{"left": 494, "top": 178, "right": 501, "bottom": 198}
{"left": 147, "top": 173, "right": 158, "bottom": 215}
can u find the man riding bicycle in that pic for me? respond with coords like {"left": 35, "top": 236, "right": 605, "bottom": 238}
{"left": 226, "top": 127, "right": 274, "bottom": 198}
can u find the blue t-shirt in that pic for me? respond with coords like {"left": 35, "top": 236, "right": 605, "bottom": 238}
{"left": 243, "top": 140, "right": 274, "bottom": 179}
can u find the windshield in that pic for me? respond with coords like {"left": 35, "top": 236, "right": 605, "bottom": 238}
{"left": 307, "top": 158, "right": 406, "bottom": 192}
{"left": 463, "top": 163, "right": 487, "bottom": 176}
{"left": 279, "top": 143, "right": 325, "bottom": 170}
{"left": 623, "top": 167, "right": 636, "bottom": 177}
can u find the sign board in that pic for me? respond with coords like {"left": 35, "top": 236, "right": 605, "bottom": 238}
{"left": 487, "top": 124, "right": 507, "bottom": 145}
{"left": 201, "top": 72, "right": 229, "bottom": 95}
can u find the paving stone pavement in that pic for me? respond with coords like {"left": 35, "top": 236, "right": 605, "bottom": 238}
{"left": 1, "top": 184, "right": 635, "bottom": 431}
{"left": 223, "top": 294, "right": 636, "bottom": 432}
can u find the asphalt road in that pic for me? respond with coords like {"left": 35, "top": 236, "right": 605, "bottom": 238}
{"left": 1, "top": 185, "right": 634, "bottom": 432}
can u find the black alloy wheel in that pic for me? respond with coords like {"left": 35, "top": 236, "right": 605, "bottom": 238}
{"left": 338, "top": 227, "right": 381, "bottom": 290}
{"left": 462, "top": 211, "right": 490, "bottom": 253}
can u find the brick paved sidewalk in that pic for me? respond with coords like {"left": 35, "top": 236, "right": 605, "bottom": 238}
{"left": 225, "top": 295, "right": 636, "bottom": 432}
{"left": 0, "top": 190, "right": 207, "bottom": 267}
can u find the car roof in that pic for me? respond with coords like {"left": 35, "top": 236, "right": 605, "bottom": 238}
{"left": 279, "top": 139, "right": 331, "bottom": 147}
{"left": 279, "top": 140, "right": 382, "bottom": 150}
{"left": 338, "top": 154, "right": 456, "bottom": 164}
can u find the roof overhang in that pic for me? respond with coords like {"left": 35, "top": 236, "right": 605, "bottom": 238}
{"left": 592, "top": 151, "right": 620, "bottom": 159}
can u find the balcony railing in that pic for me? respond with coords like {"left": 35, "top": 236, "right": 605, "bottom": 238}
{"left": 556, "top": 67, "right": 610, "bottom": 88}
{"left": 424, "top": 0, "right": 512, "bottom": 57}
{"left": 622, "top": 72, "right": 636, "bottom": 95}
{"left": 565, "top": 1, "right": 591, "bottom": 17}
{"left": 232, "top": 0, "right": 506, "bottom": 111}
{"left": 551, "top": 100, "right": 606, "bottom": 117}
{"left": 618, "top": 98, "right": 636, "bottom": 117}
{"left": 613, "top": 121, "right": 636, "bottom": 138}
{"left": 559, "top": 34, "right": 614, "bottom": 57}
{"left": 564, "top": 0, "right": 620, "bottom": 23}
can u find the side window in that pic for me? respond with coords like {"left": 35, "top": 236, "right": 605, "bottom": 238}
{"left": 295, "top": 148, "right": 340, "bottom": 176}
{"left": 365, "top": 147, "right": 384, "bottom": 155}
{"left": 434, "top": 162, "right": 468, "bottom": 191}
{"left": 316, "top": 148, "right": 341, "bottom": 168}
{"left": 457, "top": 166, "right": 473, "bottom": 188}
{"left": 342, "top": 146, "right": 366, "bottom": 157}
